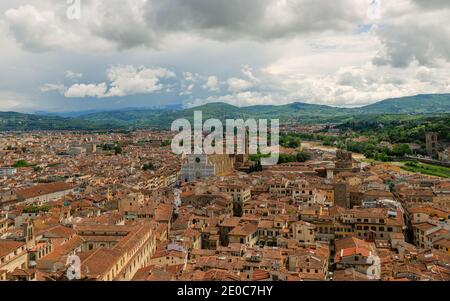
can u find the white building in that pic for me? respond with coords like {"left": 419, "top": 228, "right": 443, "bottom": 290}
{"left": 180, "top": 154, "right": 234, "bottom": 183}
{"left": 0, "top": 168, "right": 17, "bottom": 177}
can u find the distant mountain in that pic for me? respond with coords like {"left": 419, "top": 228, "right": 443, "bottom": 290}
{"left": 177, "top": 94, "right": 450, "bottom": 120}
{"left": 0, "top": 93, "right": 449, "bottom": 131}
{"left": 176, "top": 102, "right": 352, "bottom": 124}
{"left": 360, "top": 94, "right": 450, "bottom": 114}
{"left": 34, "top": 109, "right": 111, "bottom": 118}
{"left": 0, "top": 111, "right": 120, "bottom": 131}
{"left": 34, "top": 103, "right": 184, "bottom": 118}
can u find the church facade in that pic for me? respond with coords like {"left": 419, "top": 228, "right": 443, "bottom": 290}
{"left": 180, "top": 154, "right": 235, "bottom": 183}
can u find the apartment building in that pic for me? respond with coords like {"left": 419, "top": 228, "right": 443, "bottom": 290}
{"left": 291, "top": 221, "right": 316, "bottom": 244}
{"left": 352, "top": 208, "right": 405, "bottom": 241}
{"left": 0, "top": 240, "right": 28, "bottom": 280}
{"left": 228, "top": 223, "right": 259, "bottom": 247}
{"left": 14, "top": 182, "right": 75, "bottom": 205}
{"left": 218, "top": 183, "right": 251, "bottom": 217}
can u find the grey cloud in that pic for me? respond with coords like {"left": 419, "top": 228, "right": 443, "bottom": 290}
{"left": 374, "top": 23, "right": 450, "bottom": 68}
{"left": 143, "top": 0, "right": 365, "bottom": 41}
{"left": 88, "top": 1, "right": 158, "bottom": 50}
{"left": 411, "top": 0, "right": 450, "bottom": 9}
{"left": 1, "top": 0, "right": 372, "bottom": 52}
{"left": 372, "top": 0, "right": 450, "bottom": 69}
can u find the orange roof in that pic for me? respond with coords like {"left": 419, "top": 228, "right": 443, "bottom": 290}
{"left": 0, "top": 240, "right": 26, "bottom": 257}
{"left": 335, "top": 247, "right": 371, "bottom": 262}
{"left": 15, "top": 182, "right": 74, "bottom": 199}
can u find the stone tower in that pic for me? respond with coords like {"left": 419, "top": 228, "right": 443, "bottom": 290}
{"left": 334, "top": 181, "right": 349, "bottom": 208}
{"left": 425, "top": 132, "right": 438, "bottom": 158}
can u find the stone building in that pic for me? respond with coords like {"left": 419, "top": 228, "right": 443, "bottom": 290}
{"left": 334, "top": 181, "right": 350, "bottom": 208}
{"left": 0, "top": 240, "right": 29, "bottom": 280}
{"left": 426, "top": 132, "right": 438, "bottom": 158}
{"left": 334, "top": 150, "right": 360, "bottom": 174}
{"left": 180, "top": 154, "right": 234, "bottom": 183}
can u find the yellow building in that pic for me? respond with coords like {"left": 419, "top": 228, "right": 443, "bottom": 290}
{"left": 434, "top": 238, "right": 450, "bottom": 254}
{"left": 0, "top": 240, "right": 28, "bottom": 280}
{"left": 291, "top": 221, "right": 316, "bottom": 244}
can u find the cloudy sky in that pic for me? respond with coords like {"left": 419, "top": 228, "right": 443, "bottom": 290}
{"left": 0, "top": 0, "right": 449, "bottom": 112}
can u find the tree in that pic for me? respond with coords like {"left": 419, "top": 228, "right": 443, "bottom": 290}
{"left": 374, "top": 152, "right": 390, "bottom": 162}
{"left": 13, "top": 160, "right": 30, "bottom": 168}
{"left": 143, "top": 163, "right": 155, "bottom": 171}
{"left": 160, "top": 140, "right": 171, "bottom": 147}
{"left": 250, "top": 160, "right": 263, "bottom": 173}
{"left": 280, "top": 134, "right": 302, "bottom": 149}
{"left": 392, "top": 144, "right": 412, "bottom": 157}
{"left": 296, "top": 152, "right": 310, "bottom": 162}
{"left": 114, "top": 146, "right": 123, "bottom": 155}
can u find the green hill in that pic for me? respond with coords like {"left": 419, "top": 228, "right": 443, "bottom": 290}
{"left": 0, "top": 112, "right": 119, "bottom": 131}
{"left": 359, "top": 94, "right": 450, "bottom": 114}
{"left": 1, "top": 93, "right": 449, "bottom": 131}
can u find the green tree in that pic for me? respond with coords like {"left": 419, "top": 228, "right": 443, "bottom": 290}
{"left": 13, "top": 160, "right": 30, "bottom": 167}
{"left": 143, "top": 163, "right": 155, "bottom": 171}
{"left": 392, "top": 144, "right": 412, "bottom": 157}
{"left": 160, "top": 140, "right": 171, "bottom": 147}
{"left": 114, "top": 146, "right": 123, "bottom": 155}
{"left": 296, "top": 152, "right": 310, "bottom": 162}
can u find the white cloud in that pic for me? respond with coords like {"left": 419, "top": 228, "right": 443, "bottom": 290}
{"left": 179, "top": 84, "right": 195, "bottom": 96}
{"left": 65, "top": 70, "right": 82, "bottom": 80}
{"left": 40, "top": 83, "right": 66, "bottom": 94}
{"left": 61, "top": 65, "right": 176, "bottom": 98}
{"left": 179, "top": 72, "right": 199, "bottom": 96}
{"left": 183, "top": 72, "right": 197, "bottom": 82}
{"left": 241, "top": 65, "right": 259, "bottom": 83}
{"left": 203, "top": 76, "right": 220, "bottom": 92}
{"left": 187, "top": 91, "right": 281, "bottom": 108}
{"left": 227, "top": 78, "right": 254, "bottom": 93}
{"left": 226, "top": 66, "right": 260, "bottom": 93}
{"left": 105, "top": 65, "right": 175, "bottom": 97}
{"left": 64, "top": 83, "right": 107, "bottom": 98}
{"left": 189, "top": 59, "right": 450, "bottom": 108}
